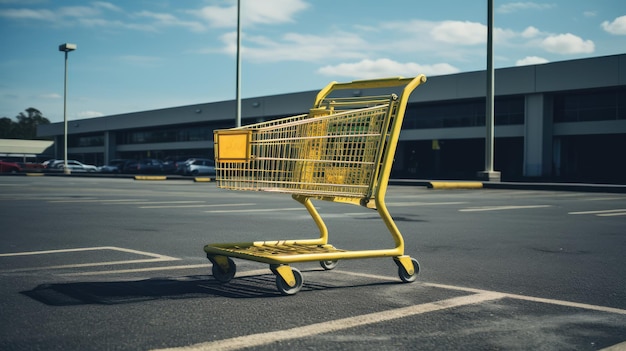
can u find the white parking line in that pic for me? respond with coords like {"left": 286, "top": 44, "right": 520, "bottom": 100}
{"left": 56, "top": 265, "right": 618, "bottom": 351}
{"left": 0, "top": 246, "right": 160, "bottom": 257}
{"left": 341, "top": 271, "right": 626, "bottom": 315}
{"left": 151, "top": 291, "right": 506, "bottom": 351}
{"left": 143, "top": 203, "right": 256, "bottom": 209}
{"left": 387, "top": 201, "right": 467, "bottom": 207}
{"left": 47, "top": 199, "right": 141, "bottom": 203}
{"left": 0, "top": 246, "right": 179, "bottom": 273}
{"left": 205, "top": 207, "right": 308, "bottom": 213}
{"left": 61, "top": 265, "right": 626, "bottom": 317}
{"left": 103, "top": 201, "right": 206, "bottom": 205}
{"left": 63, "top": 266, "right": 270, "bottom": 277}
{"left": 460, "top": 205, "right": 551, "bottom": 212}
{"left": 9, "top": 246, "right": 624, "bottom": 350}
{"left": 424, "top": 282, "right": 626, "bottom": 315}
{"left": 62, "top": 264, "right": 212, "bottom": 276}
{"left": 569, "top": 209, "right": 626, "bottom": 216}
{"left": 598, "top": 212, "right": 626, "bottom": 217}
{"left": 585, "top": 197, "right": 626, "bottom": 201}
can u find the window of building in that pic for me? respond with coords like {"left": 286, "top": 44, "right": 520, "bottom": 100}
{"left": 404, "top": 96, "right": 524, "bottom": 129}
{"left": 68, "top": 134, "right": 104, "bottom": 147}
{"left": 118, "top": 123, "right": 216, "bottom": 145}
{"left": 554, "top": 87, "right": 626, "bottom": 122}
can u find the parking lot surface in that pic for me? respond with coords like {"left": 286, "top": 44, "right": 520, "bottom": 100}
{"left": 1, "top": 176, "right": 625, "bottom": 350}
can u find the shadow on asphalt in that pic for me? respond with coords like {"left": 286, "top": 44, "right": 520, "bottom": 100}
{"left": 21, "top": 272, "right": 398, "bottom": 306}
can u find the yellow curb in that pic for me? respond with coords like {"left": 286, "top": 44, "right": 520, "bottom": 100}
{"left": 193, "top": 177, "right": 212, "bottom": 182}
{"left": 26, "top": 173, "right": 45, "bottom": 176}
{"left": 428, "top": 181, "right": 483, "bottom": 189}
{"left": 134, "top": 175, "right": 167, "bottom": 181}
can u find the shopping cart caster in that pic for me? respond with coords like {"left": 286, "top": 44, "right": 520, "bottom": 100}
{"left": 209, "top": 256, "right": 236, "bottom": 283}
{"left": 320, "top": 260, "right": 338, "bottom": 270}
{"left": 271, "top": 265, "right": 303, "bottom": 295}
{"left": 395, "top": 257, "right": 420, "bottom": 283}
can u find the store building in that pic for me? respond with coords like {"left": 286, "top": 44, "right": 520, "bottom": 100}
{"left": 38, "top": 54, "right": 626, "bottom": 183}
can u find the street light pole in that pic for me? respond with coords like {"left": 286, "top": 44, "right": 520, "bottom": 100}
{"left": 59, "top": 43, "right": 76, "bottom": 175}
{"left": 478, "top": 0, "right": 500, "bottom": 182}
{"left": 485, "top": 0, "right": 494, "bottom": 173}
{"left": 235, "top": 0, "right": 241, "bottom": 128}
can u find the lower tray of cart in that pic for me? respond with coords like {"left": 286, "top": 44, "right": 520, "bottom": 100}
{"left": 204, "top": 242, "right": 348, "bottom": 264}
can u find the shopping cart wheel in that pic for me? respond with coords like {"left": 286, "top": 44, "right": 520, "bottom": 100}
{"left": 320, "top": 260, "right": 338, "bottom": 270}
{"left": 275, "top": 267, "right": 303, "bottom": 295}
{"left": 211, "top": 257, "right": 236, "bottom": 283}
{"left": 397, "top": 258, "right": 420, "bottom": 283}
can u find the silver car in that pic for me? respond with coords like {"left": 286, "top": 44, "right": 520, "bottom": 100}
{"left": 54, "top": 160, "right": 98, "bottom": 172}
{"left": 184, "top": 158, "right": 216, "bottom": 176}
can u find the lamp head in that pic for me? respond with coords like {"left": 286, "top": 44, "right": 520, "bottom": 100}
{"left": 59, "top": 43, "right": 77, "bottom": 52}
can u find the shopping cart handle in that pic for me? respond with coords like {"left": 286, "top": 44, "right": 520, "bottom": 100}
{"left": 314, "top": 75, "right": 427, "bottom": 107}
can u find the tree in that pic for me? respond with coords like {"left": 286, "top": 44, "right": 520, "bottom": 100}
{"left": 0, "top": 117, "right": 15, "bottom": 138}
{"left": 0, "top": 108, "right": 51, "bottom": 139}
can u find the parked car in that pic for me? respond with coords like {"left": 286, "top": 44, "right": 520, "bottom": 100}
{"left": 45, "top": 160, "right": 68, "bottom": 169}
{"left": 183, "top": 158, "right": 216, "bottom": 176}
{"left": 0, "top": 160, "right": 22, "bottom": 173}
{"left": 18, "top": 162, "right": 45, "bottom": 171}
{"left": 54, "top": 160, "right": 98, "bottom": 172}
{"left": 98, "top": 159, "right": 131, "bottom": 173}
{"left": 122, "top": 158, "right": 166, "bottom": 174}
{"left": 163, "top": 156, "right": 194, "bottom": 175}
{"left": 42, "top": 159, "right": 58, "bottom": 168}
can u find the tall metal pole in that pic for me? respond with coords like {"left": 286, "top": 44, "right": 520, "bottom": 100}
{"left": 485, "top": 0, "right": 494, "bottom": 173}
{"left": 479, "top": 0, "right": 500, "bottom": 181}
{"left": 59, "top": 43, "right": 76, "bottom": 174}
{"left": 63, "top": 50, "right": 69, "bottom": 174}
{"left": 235, "top": 0, "right": 242, "bottom": 127}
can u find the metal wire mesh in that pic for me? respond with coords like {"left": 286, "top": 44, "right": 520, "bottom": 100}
{"left": 215, "top": 99, "right": 397, "bottom": 198}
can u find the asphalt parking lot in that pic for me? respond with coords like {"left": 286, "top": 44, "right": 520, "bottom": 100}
{"left": 1, "top": 175, "right": 625, "bottom": 350}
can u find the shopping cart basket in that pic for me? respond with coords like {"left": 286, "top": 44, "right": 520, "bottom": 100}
{"left": 205, "top": 75, "right": 427, "bottom": 295}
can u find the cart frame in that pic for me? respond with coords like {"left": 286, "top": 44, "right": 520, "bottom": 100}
{"left": 205, "top": 75, "right": 427, "bottom": 295}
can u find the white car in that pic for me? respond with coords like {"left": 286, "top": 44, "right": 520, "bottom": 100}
{"left": 184, "top": 158, "right": 216, "bottom": 176}
{"left": 55, "top": 160, "right": 98, "bottom": 172}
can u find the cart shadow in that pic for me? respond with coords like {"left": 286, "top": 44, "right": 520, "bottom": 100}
{"left": 21, "top": 271, "right": 397, "bottom": 306}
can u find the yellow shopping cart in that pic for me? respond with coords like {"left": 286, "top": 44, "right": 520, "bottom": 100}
{"left": 205, "top": 75, "right": 427, "bottom": 295}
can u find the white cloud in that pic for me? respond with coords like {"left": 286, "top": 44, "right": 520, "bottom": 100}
{"left": 77, "top": 111, "right": 104, "bottom": 119}
{"left": 0, "top": 0, "right": 46, "bottom": 4}
{"left": 497, "top": 2, "right": 555, "bottom": 14}
{"left": 540, "top": 33, "right": 595, "bottom": 54}
{"left": 0, "top": 2, "right": 200, "bottom": 33}
{"left": 0, "top": 8, "right": 55, "bottom": 20}
{"left": 515, "top": 56, "right": 549, "bottom": 66}
{"left": 77, "top": 17, "right": 157, "bottom": 32}
{"left": 136, "top": 11, "right": 205, "bottom": 32}
{"left": 0, "top": 5, "right": 101, "bottom": 21}
{"left": 602, "top": 15, "right": 626, "bottom": 35}
{"left": 317, "top": 58, "right": 459, "bottom": 79}
{"left": 521, "top": 26, "right": 541, "bottom": 38}
{"left": 38, "top": 93, "right": 62, "bottom": 99}
{"left": 191, "top": 0, "right": 309, "bottom": 28}
{"left": 92, "top": 2, "right": 123, "bottom": 13}
{"left": 244, "top": 0, "right": 309, "bottom": 25}
{"left": 217, "top": 31, "right": 368, "bottom": 62}
{"left": 430, "top": 21, "right": 486, "bottom": 45}
{"left": 193, "top": 5, "right": 233, "bottom": 28}
{"left": 57, "top": 6, "right": 100, "bottom": 18}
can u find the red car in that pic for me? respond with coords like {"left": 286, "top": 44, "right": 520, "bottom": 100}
{"left": 0, "top": 160, "right": 22, "bottom": 173}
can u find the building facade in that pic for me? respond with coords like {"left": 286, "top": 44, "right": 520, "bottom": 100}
{"left": 38, "top": 54, "right": 626, "bottom": 183}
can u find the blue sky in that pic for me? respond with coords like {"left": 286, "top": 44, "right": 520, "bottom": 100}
{"left": 1, "top": 0, "right": 625, "bottom": 123}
